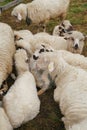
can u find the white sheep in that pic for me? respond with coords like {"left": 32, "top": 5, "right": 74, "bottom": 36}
{"left": 0, "top": 22, "right": 15, "bottom": 88}
{"left": 64, "top": 30, "right": 85, "bottom": 54}
{"left": 11, "top": 0, "right": 70, "bottom": 31}
{"left": 3, "top": 49, "right": 40, "bottom": 128}
{"left": 0, "top": 107, "right": 13, "bottom": 130}
{"left": 30, "top": 49, "right": 87, "bottom": 95}
{"left": 55, "top": 50, "right": 87, "bottom": 71}
{"left": 14, "top": 32, "right": 70, "bottom": 56}
{"left": 14, "top": 29, "right": 33, "bottom": 41}
{"left": 33, "top": 52, "right": 87, "bottom": 130}
{"left": 15, "top": 30, "right": 85, "bottom": 56}
{"left": 52, "top": 20, "right": 73, "bottom": 36}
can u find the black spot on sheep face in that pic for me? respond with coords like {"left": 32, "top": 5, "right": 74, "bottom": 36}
{"left": 61, "top": 23, "right": 65, "bottom": 27}
{"left": 33, "top": 55, "right": 39, "bottom": 60}
{"left": 26, "top": 16, "right": 32, "bottom": 25}
{"left": 39, "top": 48, "right": 45, "bottom": 53}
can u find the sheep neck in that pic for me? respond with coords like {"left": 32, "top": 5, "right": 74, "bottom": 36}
{"left": 49, "top": 59, "right": 71, "bottom": 86}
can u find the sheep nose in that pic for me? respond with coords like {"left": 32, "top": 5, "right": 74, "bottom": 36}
{"left": 67, "top": 26, "right": 73, "bottom": 31}
{"left": 74, "top": 44, "right": 78, "bottom": 50}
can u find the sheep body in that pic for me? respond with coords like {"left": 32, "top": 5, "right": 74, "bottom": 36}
{"left": 0, "top": 107, "right": 13, "bottom": 130}
{"left": 34, "top": 52, "right": 87, "bottom": 129}
{"left": 3, "top": 49, "right": 40, "bottom": 128}
{"left": 30, "top": 49, "right": 87, "bottom": 95}
{"left": 0, "top": 22, "right": 15, "bottom": 88}
{"left": 11, "top": 0, "right": 70, "bottom": 28}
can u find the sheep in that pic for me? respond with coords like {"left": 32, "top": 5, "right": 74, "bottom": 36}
{"left": 32, "top": 52, "right": 87, "bottom": 130}
{"left": 0, "top": 107, "right": 13, "bottom": 130}
{"left": 29, "top": 48, "right": 87, "bottom": 95}
{"left": 52, "top": 20, "right": 73, "bottom": 36}
{"left": 14, "top": 29, "right": 33, "bottom": 41}
{"left": 0, "top": 22, "right": 15, "bottom": 88}
{"left": 56, "top": 50, "right": 87, "bottom": 71}
{"left": 11, "top": 0, "right": 70, "bottom": 31}
{"left": 64, "top": 30, "right": 85, "bottom": 54}
{"left": 3, "top": 49, "right": 40, "bottom": 128}
{"left": 15, "top": 30, "right": 85, "bottom": 56}
{"left": 14, "top": 32, "right": 70, "bottom": 56}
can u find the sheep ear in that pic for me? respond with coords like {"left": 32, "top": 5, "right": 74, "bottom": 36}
{"left": 48, "top": 62, "right": 54, "bottom": 72}
{"left": 17, "top": 13, "right": 22, "bottom": 21}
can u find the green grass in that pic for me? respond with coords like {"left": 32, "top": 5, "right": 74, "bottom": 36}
{"left": 0, "top": 0, "right": 13, "bottom": 6}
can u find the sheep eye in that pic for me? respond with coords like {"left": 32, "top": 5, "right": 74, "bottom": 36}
{"left": 33, "top": 55, "right": 39, "bottom": 60}
{"left": 14, "top": 15, "right": 17, "bottom": 18}
{"left": 61, "top": 23, "right": 65, "bottom": 27}
{"left": 59, "top": 26, "right": 62, "bottom": 30}
{"left": 71, "top": 37, "right": 74, "bottom": 41}
{"left": 25, "top": 59, "right": 29, "bottom": 63}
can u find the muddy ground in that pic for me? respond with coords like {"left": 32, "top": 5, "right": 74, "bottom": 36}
{"left": 0, "top": 0, "right": 87, "bottom": 130}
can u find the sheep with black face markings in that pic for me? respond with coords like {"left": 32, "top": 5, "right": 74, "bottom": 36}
{"left": 15, "top": 30, "right": 85, "bottom": 56}
{"left": 29, "top": 49, "right": 87, "bottom": 95}
{"left": 52, "top": 20, "right": 73, "bottom": 36}
{"left": 3, "top": 49, "right": 40, "bottom": 128}
{"left": 33, "top": 52, "right": 87, "bottom": 130}
{"left": 0, "top": 22, "right": 15, "bottom": 89}
{"left": 11, "top": 0, "right": 70, "bottom": 31}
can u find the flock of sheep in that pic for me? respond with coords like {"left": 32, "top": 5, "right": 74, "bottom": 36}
{"left": 0, "top": 0, "right": 87, "bottom": 130}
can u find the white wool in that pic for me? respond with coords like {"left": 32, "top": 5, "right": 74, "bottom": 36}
{"left": 3, "top": 49, "right": 40, "bottom": 128}
{"left": 11, "top": 0, "right": 70, "bottom": 25}
{"left": 0, "top": 107, "right": 13, "bottom": 130}
{"left": 69, "top": 119, "right": 87, "bottom": 130}
{"left": 64, "top": 31, "right": 85, "bottom": 54}
{"left": 33, "top": 52, "right": 87, "bottom": 129}
{"left": 56, "top": 50, "right": 87, "bottom": 71}
{"left": 29, "top": 49, "right": 87, "bottom": 95}
{"left": 0, "top": 22, "right": 15, "bottom": 88}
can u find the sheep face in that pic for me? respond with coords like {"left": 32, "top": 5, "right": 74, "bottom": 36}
{"left": 14, "top": 49, "right": 29, "bottom": 75}
{"left": 61, "top": 20, "right": 73, "bottom": 32}
{"left": 29, "top": 45, "right": 54, "bottom": 91}
{"left": 65, "top": 31, "right": 85, "bottom": 54}
{"left": 11, "top": 4, "right": 27, "bottom": 21}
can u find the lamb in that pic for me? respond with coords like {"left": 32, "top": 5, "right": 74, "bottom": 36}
{"left": 52, "top": 20, "right": 73, "bottom": 36}
{"left": 0, "top": 107, "right": 13, "bottom": 130}
{"left": 33, "top": 52, "right": 87, "bottom": 130}
{"left": 0, "top": 22, "right": 15, "bottom": 88}
{"left": 11, "top": 0, "right": 70, "bottom": 31}
{"left": 29, "top": 48, "right": 87, "bottom": 95}
{"left": 3, "top": 49, "right": 40, "bottom": 128}
{"left": 64, "top": 30, "right": 85, "bottom": 54}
